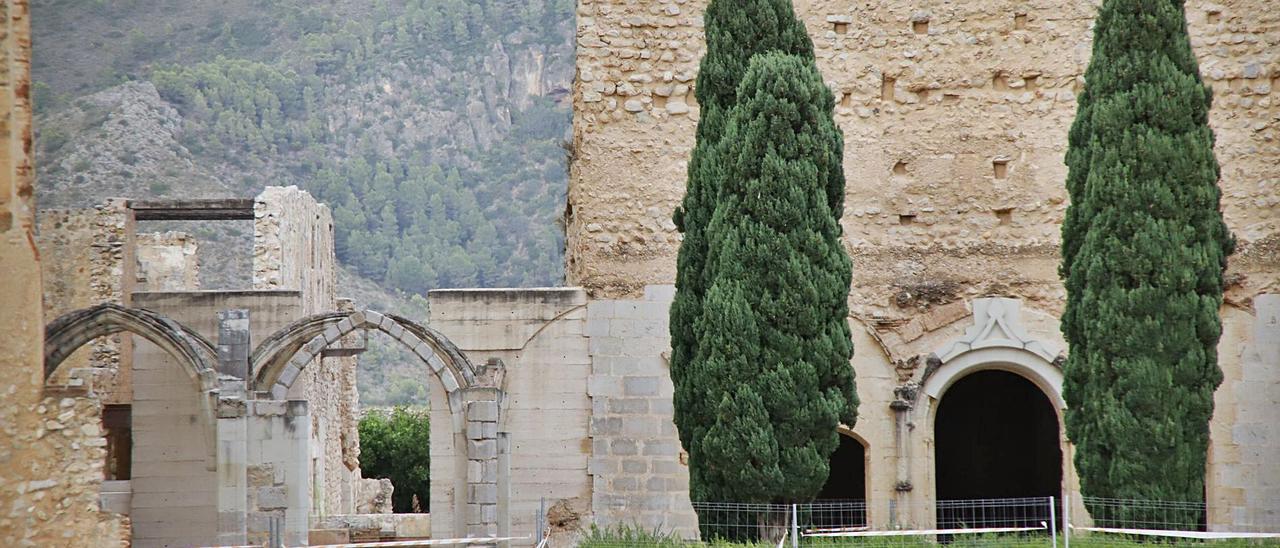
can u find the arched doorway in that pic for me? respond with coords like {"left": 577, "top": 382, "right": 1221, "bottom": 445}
{"left": 814, "top": 432, "right": 868, "bottom": 528}
{"left": 934, "top": 369, "right": 1061, "bottom": 527}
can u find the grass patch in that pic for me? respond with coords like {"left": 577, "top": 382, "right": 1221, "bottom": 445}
{"left": 577, "top": 526, "right": 1280, "bottom": 547}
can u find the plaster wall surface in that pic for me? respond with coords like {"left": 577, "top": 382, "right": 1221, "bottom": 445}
{"left": 134, "top": 231, "right": 200, "bottom": 291}
{"left": 429, "top": 288, "right": 593, "bottom": 539}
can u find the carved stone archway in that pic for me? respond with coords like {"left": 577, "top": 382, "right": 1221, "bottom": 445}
{"left": 250, "top": 309, "right": 505, "bottom": 539}
{"left": 44, "top": 303, "right": 221, "bottom": 428}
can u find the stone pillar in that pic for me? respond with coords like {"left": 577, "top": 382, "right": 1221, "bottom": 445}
{"left": 245, "top": 399, "right": 311, "bottom": 547}
{"left": 216, "top": 309, "right": 251, "bottom": 382}
{"left": 216, "top": 396, "right": 249, "bottom": 545}
{"left": 464, "top": 394, "right": 501, "bottom": 539}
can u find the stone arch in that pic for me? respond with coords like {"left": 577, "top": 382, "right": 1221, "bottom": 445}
{"left": 250, "top": 309, "right": 478, "bottom": 400}
{"left": 251, "top": 309, "right": 503, "bottom": 538}
{"left": 921, "top": 298, "right": 1065, "bottom": 411}
{"left": 918, "top": 297, "right": 1070, "bottom": 527}
{"left": 44, "top": 303, "right": 217, "bottom": 385}
{"left": 43, "top": 303, "right": 221, "bottom": 458}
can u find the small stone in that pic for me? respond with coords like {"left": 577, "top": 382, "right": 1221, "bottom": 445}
{"left": 667, "top": 101, "right": 689, "bottom": 115}
{"left": 624, "top": 99, "right": 644, "bottom": 112}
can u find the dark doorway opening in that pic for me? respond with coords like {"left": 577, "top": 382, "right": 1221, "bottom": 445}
{"left": 935, "top": 370, "right": 1061, "bottom": 529}
{"left": 814, "top": 433, "right": 868, "bottom": 529}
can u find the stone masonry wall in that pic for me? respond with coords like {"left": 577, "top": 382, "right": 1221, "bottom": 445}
{"left": 252, "top": 185, "right": 359, "bottom": 517}
{"left": 567, "top": 0, "right": 1280, "bottom": 315}
{"left": 36, "top": 201, "right": 131, "bottom": 401}
{"left": 134, "top": 231, "right": 200, "bottom": 291}
{"left": 1208, "top": 295, "right": 1280, "bottom": 531}
{"left": 586, "top": 285, "right": 697, "bottom": 537}
{"left": 0, "top": 3, "right": 125, "bottom": 545}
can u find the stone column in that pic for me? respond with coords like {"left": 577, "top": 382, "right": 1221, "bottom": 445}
{"left": 216, "top": 396, "right": 249, "bottom": 545}
{"left": 464, "top": 394, "right": 501, "bottom": 539}
{"left": 216, "top": 309, "right": 251, "bottom": 382}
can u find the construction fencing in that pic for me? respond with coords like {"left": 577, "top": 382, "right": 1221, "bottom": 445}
{"left": 574, "top": 496, "right": 1280, "bottom": 547}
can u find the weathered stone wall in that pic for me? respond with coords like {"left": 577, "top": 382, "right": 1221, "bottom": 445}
{"left": 1209, "top": 295, "right": 1280, "bottom": 531}
{"left": 0, "top": 3, "right": 127, "bottom": 545}
{"left": 252, "top": 185, "right": 360, "bottom": 517}
{"left": 36, "top": 201, "right": 131, "bottom": 401}
{"left": 134, "top": 231, "right": 199, "bottom": 291}
{"left": 585, "top": 285, "right": 697, "bottom": 537}
{"left": 569, "top": 0, "right": 1280, "bottom": 527}
{"left": 429, "top": 288, "right": 593, "bottom": 540}
{"left": 568, "top": 0, "right": 1279, "bottom": 310}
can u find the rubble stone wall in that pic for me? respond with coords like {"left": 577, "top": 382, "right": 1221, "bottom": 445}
{"left": 253, "top": 185, "right": 360, "bottom": 516}
{"left": 568, "top": 0, "right": 1279, "bottom": 310}
{"left": 0, "top": 3, "right": 126, "bottom": 545}
{"left": 37, "top": 202, "right": 132, "bottom": 401}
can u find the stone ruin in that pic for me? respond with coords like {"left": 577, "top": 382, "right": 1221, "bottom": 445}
{"left": 3, "top": 0, "right": 1280, "bottom": 545}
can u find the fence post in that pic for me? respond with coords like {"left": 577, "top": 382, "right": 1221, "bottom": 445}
{"left": 1063, "top": 493, "right": 1070, "bottom": 548}
{"left": 791, "top": 503, "right": 799, "bottom": 548}
{"left": 1049, "top": 496, "right": 1058, "bottom": 548}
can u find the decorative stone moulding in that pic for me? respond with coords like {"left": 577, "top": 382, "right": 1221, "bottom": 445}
{"left": 922, "top": 297, "right": 1066, "bottom": 410}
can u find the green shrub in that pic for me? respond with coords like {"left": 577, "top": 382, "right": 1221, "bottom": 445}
{"left": 358, "top": 406, "right": 429, "bottom": 513}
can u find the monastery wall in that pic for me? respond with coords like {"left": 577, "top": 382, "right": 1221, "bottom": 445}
{"left": 568, "top": 0, "right": 1280, "bottom": 531}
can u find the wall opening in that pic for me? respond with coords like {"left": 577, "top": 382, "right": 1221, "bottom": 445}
{"left": 103, "top": 404, "right": 132, "bottom": 480}
{"left": 840, "top": 91, "right": 853, "bottom": 108}
{"left": 815, "top": 433, "right": 868, "bottom": 527}
{"left": 992, "top": 158, "right": 1010, "bottom": 179}
{"left": 994, "top": 208, "right": 1014, "bottom": 225}
{"left": 892, "top": 160, "right": 909, "bottom": 175}
{"left": 912, "top": 19, "right": 929, "bottom": 34}
{"left": 935, "top": 370, "right": 1061, "bottom": 527}
{"left": 898, "top": 214, "right": 916, "bottom": 226}
{"left": 1206, "top": 10, "right": 1221, "bottom": 24}
{"left": 834, "top": 21, "right": 850, "bottom": 34}
{"left": 881, "top": 76, "right": 896, "bottom": 101}
{"left": 1014, "top": 13, "right": 1028, "bottom": 29}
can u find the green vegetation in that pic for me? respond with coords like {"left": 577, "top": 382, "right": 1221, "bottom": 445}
{"left": 669, "top": 0, "right": 857, "bottom": 522}
{"left": 669, "top": 0, "right": 817, "bottom": 469}
{"left": 1059, "top": 0, "right": 1233, "bottom": 520}
{"left": 578, "top": 526, "right": 1280, "bottom": 547}
{"left": 35, "top": 0, "right": 571, "bottom": 295}
{"left": 358, "top": 407, "right": 430, "bottom": 513}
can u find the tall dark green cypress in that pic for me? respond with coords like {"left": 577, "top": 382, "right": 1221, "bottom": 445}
{"left": 688, "top": 52, "right": 856, "bottom": 508}
{"left": 669, "top": 0, "right": 815, "bottom": 459}
{"left": 1060, "top": 0, "right": 1233, "bottom": 517}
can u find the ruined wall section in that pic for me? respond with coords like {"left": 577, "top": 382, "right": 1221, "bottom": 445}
{"left": 0, "top": 3, "right": 120, "bottom": 545}
{"left": 134, "top": 231, "right": 200, "bottom": 291}
{"left": 252, "top": 185, "right": 359, "bottom": 516}
{"left": 568, "top": 0, "right": 1280, "bottom": 319}
{"left": 36, "top": 201, "right": 132, "bottom": 401}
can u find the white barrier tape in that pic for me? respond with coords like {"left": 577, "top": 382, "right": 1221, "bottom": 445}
{"left": 1071, "top": 525, "right": 1280, "bottom": 539}
{"left": 804, "top": 526, "right": 1045, "bottom": 538}
{"left": 307, "top": 537, "right": 527, "bottom": 545}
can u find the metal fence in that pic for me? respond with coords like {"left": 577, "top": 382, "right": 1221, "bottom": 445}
{"left": 574, "top": 496, "right": 1280, "bottom": 547}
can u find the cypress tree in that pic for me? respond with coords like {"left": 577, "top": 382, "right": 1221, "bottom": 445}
{"left": 669, "top": 0, "right": 815, "bottom": 458}
{"left": 1060, "top": 0, "right": 1233, "bottom": 519}
{"left": 690, "top": 52, "right": 857, "bottom": 509}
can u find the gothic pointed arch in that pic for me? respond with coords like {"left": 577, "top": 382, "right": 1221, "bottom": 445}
{"left": 43, "top": 303, "right": 221, "bottom": 436}
{"left": 250, "top": 310, "right": 479, "bottom": 401}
